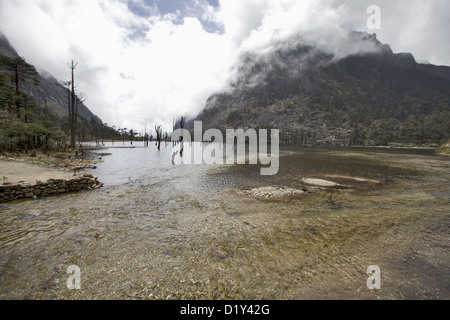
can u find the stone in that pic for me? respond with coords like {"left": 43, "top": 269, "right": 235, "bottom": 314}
{"left": 302, "top": 178, "right": 340, "bottom": 187}
{"left": 244, "top": 186, "right": 306, "bottom": 200}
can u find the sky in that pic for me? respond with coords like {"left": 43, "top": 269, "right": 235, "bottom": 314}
{"left": 0, "top": 0, "right": 449, "bottom": 132}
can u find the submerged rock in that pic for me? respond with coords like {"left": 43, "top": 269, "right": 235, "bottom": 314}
{"left": 324, "top": 174, "right": 380, "bottom": 184}
{"left": 242, "top": 186, "right": 308, "bottom": 200}
{"left": 302, "top": 178, "right": 340, "bottom": 187}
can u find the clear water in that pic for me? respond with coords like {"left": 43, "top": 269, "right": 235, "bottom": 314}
{"left": 0, "top": 143, "right": 449, "bottom": 299}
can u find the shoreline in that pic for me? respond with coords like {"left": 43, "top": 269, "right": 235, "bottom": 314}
{"left": 0, "top": 153, "right": 103, "bottom": 203}
{"left": 0, "top": 150, "right": 102, "bottom": 181}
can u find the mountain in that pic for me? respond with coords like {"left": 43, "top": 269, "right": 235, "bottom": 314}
{"left": 0, "top": 31, "right": 19, "bottom": 58}
{"left": 0, "top": 30, "right": 102, "bottom": 125}
{"left": 199, "top": 31, "right": 450, "bottom": 147}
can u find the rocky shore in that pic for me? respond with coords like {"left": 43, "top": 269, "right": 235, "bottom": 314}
{"left": 0, "top": 174, "right": 103, "bottom": 203}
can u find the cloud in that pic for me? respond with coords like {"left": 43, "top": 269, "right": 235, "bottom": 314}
{"left": 0, "top": 0, "right": 448, "bottom": 132}
{"left": 0, "top": 0, "right": 233, "bottom": 132}
{"left": 327, "top": 0, "right": 450, "bottom": 65}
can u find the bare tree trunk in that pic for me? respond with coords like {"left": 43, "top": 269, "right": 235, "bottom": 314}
{"left": 65, "top": 60, "right": 78, "bottom": 149}
{"left": 180, "top": 116, "right": 185, "bottom": 157}
{"left": 155, "top": 125, "right": 162, "bottom": 150}
{"left": 71, "top": 61, "right": 76, "bottom": 148}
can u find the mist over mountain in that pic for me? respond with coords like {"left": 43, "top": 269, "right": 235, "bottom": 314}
{"left": 0, "top": 31, "right": 102, "bottom": 125}
{"left": 0, "top": 31, "right": 18, "bottom": 59}
{"left": 196, "top": 30, "right": 450, "bottom": 146}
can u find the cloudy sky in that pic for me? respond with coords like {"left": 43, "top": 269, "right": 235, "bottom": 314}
{"left": 0, "top": 0, "right": 449, "bottom": 131}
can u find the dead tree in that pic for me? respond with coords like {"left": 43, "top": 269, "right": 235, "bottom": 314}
{"left": 155, "top": 125, "right": 162, "bottom": 150}
{"left": 179, "top": 116, "right": 185, "bottom": 157}
{"left": 66, "top": 60, "right": 78, "bottom": 149}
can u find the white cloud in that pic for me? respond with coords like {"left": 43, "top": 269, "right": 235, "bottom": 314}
{"left": 0, "top": 0, "right": 449, "bottom": 132}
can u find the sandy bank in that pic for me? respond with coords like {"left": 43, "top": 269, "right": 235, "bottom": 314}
{"left": 0, "top": 150, "right": 102, "bottom": 185}
{"left": 0, "top": 159, "right": 104, "bottom": 203}
{"left": 0, "top": 160, "right": 74, "bottom": 185}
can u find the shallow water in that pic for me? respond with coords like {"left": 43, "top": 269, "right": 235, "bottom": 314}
{"left": 0, "top": 144, "right": 449, "bottom": 299}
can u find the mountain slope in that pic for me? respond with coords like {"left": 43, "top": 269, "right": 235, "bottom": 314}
{"left": 200, "top": 31, "right": 450, "bottom": 146}
{"left": 0, "top": 31, "right": 18, "bottom": 58}
{"left": 0, "top": 31, "right": 102, "bottom": 125}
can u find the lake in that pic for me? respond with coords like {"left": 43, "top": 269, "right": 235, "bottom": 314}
{"left": 0, "top": 143, "right": 449, "bottom": 299}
